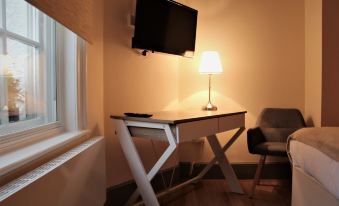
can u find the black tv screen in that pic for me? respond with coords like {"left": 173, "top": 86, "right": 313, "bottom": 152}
{"left": 132, "top": 0, "right": 198, "bottom": 57}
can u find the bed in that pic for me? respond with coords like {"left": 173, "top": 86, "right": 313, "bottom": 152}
{"left": 287, "top": 127, "right": 339, "bottom": 206}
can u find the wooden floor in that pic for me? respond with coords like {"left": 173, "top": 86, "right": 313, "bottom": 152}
{"left": 159, "top": 180, "right": 291, "bottom": 206}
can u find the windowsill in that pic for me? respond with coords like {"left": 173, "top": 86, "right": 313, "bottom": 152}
{"left": 0, "top": 117, "right": 45, "bottom": 137}
{"left": 0, "top": 130, "right": 90, "bottom": 177}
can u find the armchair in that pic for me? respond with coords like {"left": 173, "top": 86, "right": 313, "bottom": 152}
{"left": 247, "top": 108, "right": 306, "bottom": 197}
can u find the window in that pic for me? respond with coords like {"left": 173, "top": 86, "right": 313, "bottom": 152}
{"left": 0, "top": 0, "right": 87, "bottom": 178}
{"left": 0, "top": 0, "right": 56, "bottom": 136}
{"left": 0, "top": 0, "right": 86, "bottom": 142}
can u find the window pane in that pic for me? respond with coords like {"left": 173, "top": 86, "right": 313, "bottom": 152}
{"left": 0, "top": 37, "right": 56, "bottom": 134}
{"left": 0, "top": 1, "right": 3, "bottom": 29}
{"left": 6, "top": 39, "right": 34, "bottom": 122}
{"left": 0, "top": 36, "right": 4, "bottom": 54}
{"left": 5, "top": 0, "right": 39, "bottom": 41}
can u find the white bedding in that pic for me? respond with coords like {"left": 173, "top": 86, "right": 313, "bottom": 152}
{"left": 289, "top": 140, "right": 339, "bottom": 199}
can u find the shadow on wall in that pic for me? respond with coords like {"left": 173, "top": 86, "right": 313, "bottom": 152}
{"left": 305, "top": 117, "right": 315, "bottom": 127}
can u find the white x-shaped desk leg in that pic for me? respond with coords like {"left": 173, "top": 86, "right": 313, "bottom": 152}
{"left": 207, "top": 134, "right": 244, "bottom": 193}
{"left": 193, "top": 127, "right": 245, "bottom": 194}
{"left": 114, "top": 120, "right": 177, "bottom": 206}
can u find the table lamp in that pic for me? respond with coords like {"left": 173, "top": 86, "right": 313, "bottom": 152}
{"left": 199, "top": 51, "right": 223, "bottom": 111}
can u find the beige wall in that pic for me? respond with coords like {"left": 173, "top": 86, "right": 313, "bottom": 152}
{"left": 2, "top": 138, "right": 105, "bottom": 206}
{"left": 304, "top": 0, "right": 322, "bottom": 127}
{"left": 86, "top": 0, "right": 105, "bottom": 136}
{"left": 103, "top": 0, "right": 180, "bottom": 187}
{"left": 176, "top": 0, "right": 305, "bottom": 163}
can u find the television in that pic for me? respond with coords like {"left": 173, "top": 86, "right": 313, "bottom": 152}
{"left": 132, "top": 0, "right": 198, "bottom": 57}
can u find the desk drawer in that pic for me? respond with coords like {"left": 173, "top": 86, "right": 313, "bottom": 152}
{"left": 177, "top": 118, "right": 218, "bottom": 142}
{"left": 128, "top": 126, "right": 177, "bottom": 141}
{"left": 218, "top": 113, "right": 245, "bottom": 132}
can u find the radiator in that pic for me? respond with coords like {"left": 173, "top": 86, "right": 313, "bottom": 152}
{"left": 0, "top": 137, "right": 105, "bottom": 206}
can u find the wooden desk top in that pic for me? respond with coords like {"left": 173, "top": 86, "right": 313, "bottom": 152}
{"left": 110, "top": 110, "right": 247, "bottom": 125}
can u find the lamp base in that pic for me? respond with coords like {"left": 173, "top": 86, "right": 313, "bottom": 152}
{"left": 202, "top": 102, "right": 218, "bottom": 111}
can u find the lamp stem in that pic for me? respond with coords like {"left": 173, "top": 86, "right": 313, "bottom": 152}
{"left": 202, "top": 74, "right": 217, "bottom": 111}
{"left": 208, "top": 74, "right": 211, "bottom": 103}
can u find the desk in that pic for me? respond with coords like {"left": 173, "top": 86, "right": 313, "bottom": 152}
{"left": 111, "top": 110, "right": 246, "bottom": 206}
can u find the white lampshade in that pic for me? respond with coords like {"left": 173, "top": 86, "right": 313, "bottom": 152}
{"left": 199, "top": 51, "right": 223, "bottom": 74}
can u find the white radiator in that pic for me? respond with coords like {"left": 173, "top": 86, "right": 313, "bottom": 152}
{"left": 0, "top": 137, "right": 105, "bottom": 206}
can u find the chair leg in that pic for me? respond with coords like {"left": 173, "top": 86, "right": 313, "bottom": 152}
{"left": 250, "top": 155, "right": 266, "bottom": 198}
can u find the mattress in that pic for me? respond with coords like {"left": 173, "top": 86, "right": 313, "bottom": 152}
{"left": 289, "top": 140, "right": 339, "bottom": 199}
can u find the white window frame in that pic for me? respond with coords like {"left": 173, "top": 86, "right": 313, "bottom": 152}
{"left": 0, "top": 1, "right": 88, "bottom": 155}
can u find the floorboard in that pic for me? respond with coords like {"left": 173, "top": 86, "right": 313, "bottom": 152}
{"left": 159, "top": 180, "right": 291, "bottom": 206}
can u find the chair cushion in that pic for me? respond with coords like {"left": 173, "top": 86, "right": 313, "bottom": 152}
{"left": 261, "top": 127, "right": 299, "bottom": 142}
{"left": 253, "top": 142, "right": 287, "bottom": 156}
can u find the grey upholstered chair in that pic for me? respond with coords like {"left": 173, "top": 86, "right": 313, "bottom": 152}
{"left": 247, "top": 108, "right": 306, "bottom": 197}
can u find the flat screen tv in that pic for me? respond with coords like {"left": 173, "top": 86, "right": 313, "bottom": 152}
{"left": 132, "top": 0, "right": 198, "bottom": 57}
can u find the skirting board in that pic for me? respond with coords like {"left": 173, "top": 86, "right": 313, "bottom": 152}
{"left": 105, "top": 161, "right": 291, "bottom": 206}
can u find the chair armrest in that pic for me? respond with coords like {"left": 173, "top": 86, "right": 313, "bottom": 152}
{"left": 247, "top": 127, "right": 266, "bottom": 154}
